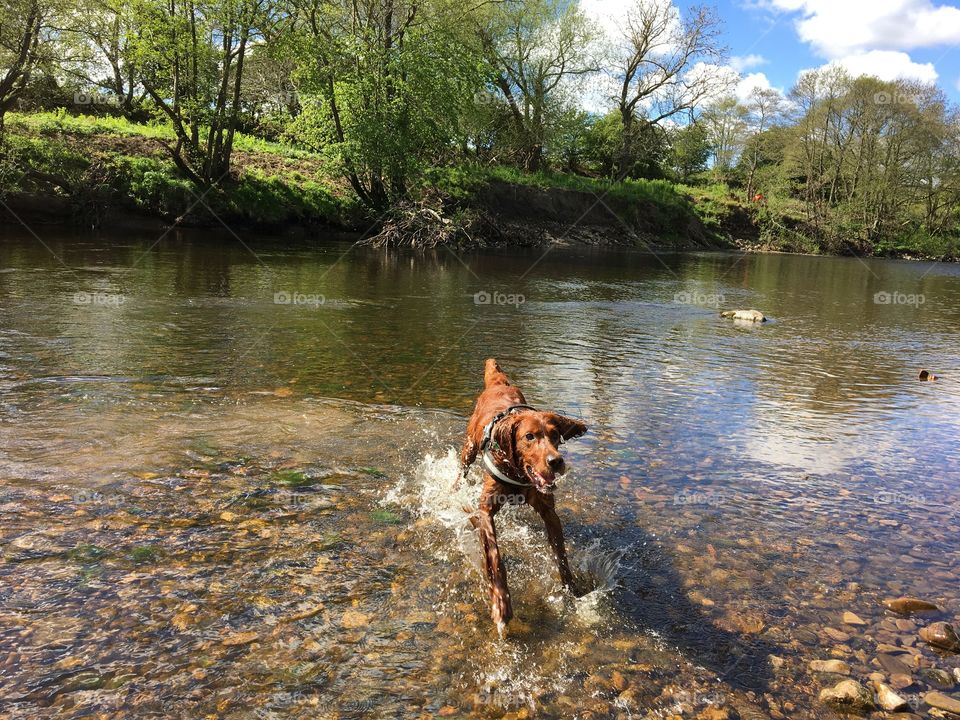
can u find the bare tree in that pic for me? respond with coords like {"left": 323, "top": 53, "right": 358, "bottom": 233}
{"left": 743, "top": 87, "right": 785, "bottom": 200}
{"left": 701, "top": 95, "right": 747, "bottom": 179}
{"left": 611, "top": 0, "right": 724, "bottom": 177}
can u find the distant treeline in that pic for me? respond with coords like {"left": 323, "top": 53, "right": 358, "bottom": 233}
{"left": 1, "top": 0, "right": 958, "bottom": 254}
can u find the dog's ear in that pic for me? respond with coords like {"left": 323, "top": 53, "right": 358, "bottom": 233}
{"left": 492, "top": 415, "right": 521, "bottom": 470}
{"left": 548, "top": 413, "right": 588, "bottom": 442}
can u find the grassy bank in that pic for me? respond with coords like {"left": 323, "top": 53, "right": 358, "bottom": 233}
{"left": 0, "top": 111, "right": 358, "bottom": 229}
{"left": 2, "top": 111, "right": 956, "bottom": 259}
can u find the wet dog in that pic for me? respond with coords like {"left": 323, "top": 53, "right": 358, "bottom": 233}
{"left": 457, "top": 359, "right": 587, "bottom": 632}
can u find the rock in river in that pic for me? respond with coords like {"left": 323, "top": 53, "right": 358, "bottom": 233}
{"left": 810, "top": 659, "right": 851, "bottom": 675}
{"left": 925, "top": 691, "right": 960, "bottom": 715}
{"left": 819, "top": 680, "right": 875, "bottom": 714}
{"left": 720, "top": 309, "right": 766, "bottom": 322}
{"left": 919, "top": 622, "right": 960, "bottom": 652}
{"left": 882, "top": 597, "right": 941, "bottom": 615}
{"left": 874, "top": 682, "right": 909, "bottom": 712}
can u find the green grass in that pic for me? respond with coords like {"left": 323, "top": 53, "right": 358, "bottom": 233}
{"left": 429, "top": 164, "right": 717, "bottom": 244}
{"left": 2, "top": 112, "right": 354, "bottom": 227}
{"left": 6, "top": 110, "right": 313, "bottom": 159}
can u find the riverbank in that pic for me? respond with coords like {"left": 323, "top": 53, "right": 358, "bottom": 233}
{"left": 2, "top": 111, "right": 957, "bottom": 260}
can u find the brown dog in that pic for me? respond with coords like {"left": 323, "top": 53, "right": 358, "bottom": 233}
{"left": 458, "top": 358, "right": 587, "bottom": 632}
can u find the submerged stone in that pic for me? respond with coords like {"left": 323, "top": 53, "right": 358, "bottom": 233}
{"left": 919, "top": 622, "right": 960, "bottom": 652}
{"left": 818, "top": 679, "right": 874, "bottom": 714}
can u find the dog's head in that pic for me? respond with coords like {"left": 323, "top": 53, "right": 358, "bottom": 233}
{"left": 492, "top": 411, "right": 587, "bottom": 492}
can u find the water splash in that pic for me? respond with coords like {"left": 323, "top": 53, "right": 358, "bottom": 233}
{"left": 384, "top": 448, "right": 629, "bottom": 624}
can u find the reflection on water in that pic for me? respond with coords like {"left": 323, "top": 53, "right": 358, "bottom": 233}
{"left": 1, "top": 229, "right": 960, "bottom": 718}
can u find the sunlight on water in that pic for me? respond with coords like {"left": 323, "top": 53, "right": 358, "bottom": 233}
{"left": 2, "top": 234, "right": 960, "bottom": 718}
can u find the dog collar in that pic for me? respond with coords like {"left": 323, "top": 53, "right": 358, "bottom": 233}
{"left": 479, "top": 404, "right": 537, "bottom": 488}
{"left": 482, "top": 450, "right": 531, "bottom": 487}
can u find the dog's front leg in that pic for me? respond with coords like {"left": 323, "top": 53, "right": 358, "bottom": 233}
{"left": 454, "top": 438, "right": 477, "bottom": 489}
{"left": 533, "top": 498, "right": 577, "bottom": 593}
{"left": 474, "top": 493, "right": 512, "bottom": 633}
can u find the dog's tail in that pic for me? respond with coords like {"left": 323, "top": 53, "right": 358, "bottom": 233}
{"left": 484, "top": 358, "right": 509, "bottom": 388}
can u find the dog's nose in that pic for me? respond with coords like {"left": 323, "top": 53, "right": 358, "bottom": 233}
{"left": 547, "top": 455, "right": 564, "bottom": 472}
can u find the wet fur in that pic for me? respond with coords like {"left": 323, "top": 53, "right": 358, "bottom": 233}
{"left": 458, "top": 359, "right": 587, "bottom": 631}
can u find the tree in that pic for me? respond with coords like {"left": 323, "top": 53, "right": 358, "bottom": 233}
{"left": 609, "top": 0, "right": 724, "bottom": 177}
{"left": 288, "top": 0, "right": 487, "bottom": 208}
{"left": 479, "top": 0, "right": 598, "bottom": 172}
{"left": 700, "top": 95, "right": 747, "bottom": 180}
{"left": 667, "top": 122, "right": 710, "bottom": 181}
{"left": 131, "top": 0, "right": 270, "bottom": 185}
{"left": 0, "top": 0, "right": 56, "bottom": 135}
{"left": 61, "top": 0, "right": 143, "bottom": 118}
{"left": 742, "top": 87, "right": 785, "bottom": 200}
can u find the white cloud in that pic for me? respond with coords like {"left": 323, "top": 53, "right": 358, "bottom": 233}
{"left": 736, "top": 72, "right": 776, "bottom": 100}
{"left": 766, "top": 0, "right": 960, "bottom": 57}
{"left": 730, "top": 54, "right": 768, "bottom": 73}
{"left": 816, "top": 50, "right": 939, "bottom": 83}
{"left": 580, "top": 0, "right": 639, "bottom": 40}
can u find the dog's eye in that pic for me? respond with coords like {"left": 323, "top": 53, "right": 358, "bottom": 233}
{"left": 524, "top": 432, "right": 536, "bottom": 442}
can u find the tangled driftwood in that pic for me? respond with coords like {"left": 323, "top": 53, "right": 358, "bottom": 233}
{"left": 360, "top": 192, "right": 502, "bottom": 249}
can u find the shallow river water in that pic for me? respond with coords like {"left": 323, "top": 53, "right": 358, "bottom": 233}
{"left": 1, "top": 229, "right": 959, "bottom": 719}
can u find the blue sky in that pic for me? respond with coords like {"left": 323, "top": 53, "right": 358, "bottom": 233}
{"left": 706, "top": 0, "right": 960, "bottom": 98}
{"left": 584, "top": 0, "right": 960, "bottom": 101}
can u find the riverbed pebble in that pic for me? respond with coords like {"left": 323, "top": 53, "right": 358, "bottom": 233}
{"left": 920, "top": 622, "right": 960, "bottom": 652}
{"left": 809, "top": 659, "right": 850, "bottom": 674}
{"left": 925, "top": 691, "right": 960, "bottom": 715}
{"left": 883, "top": 597, "right": 941, "bottom": 615}
{"left": 818, "top": 679, "right": 875, "bottom": 713}
{"left": 874, "top": 682, "right": 910, "bottom": 711}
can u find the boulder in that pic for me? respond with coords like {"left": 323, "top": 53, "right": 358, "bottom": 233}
{"left": 720, "top": 309, "right": 766, "bottom": 322}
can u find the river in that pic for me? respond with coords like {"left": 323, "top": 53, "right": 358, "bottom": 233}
{"left": 1, "top": 229, "right": 959, "bottom": 718}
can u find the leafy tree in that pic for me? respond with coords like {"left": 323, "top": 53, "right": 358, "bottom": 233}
{"left": 700, "top": 95, "right": 747, "bottom": 180}
{"left": 61, "top": 0, "right": 143, "bottom": 118}
{"left": 0, "top": 0, "right": 58, "bottom": 135}
{"left": 131, "top": 0, "right": 270, "bottom": 185}
{"left": 742, "top": 87, "right": 786, "bottom": 200}
{"left": 667, "top": 122, "right": 710, "bottom": 182}
{"left": 288, "top": 0, "right": 486, "bottom": 208}
{"left": 478, "top": 0, "right": 598, "bottom": 172}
